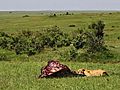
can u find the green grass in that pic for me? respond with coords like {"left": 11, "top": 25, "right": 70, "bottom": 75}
{"left": 0, "top": 11, "right": 120, "bottom": 90}
{"left": 0, "top": 61, "right": 120, "bottom": 90}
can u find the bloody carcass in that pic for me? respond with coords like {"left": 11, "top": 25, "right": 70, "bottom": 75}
{"left": 38, "top": 60, "right": 81, "bottom": 78}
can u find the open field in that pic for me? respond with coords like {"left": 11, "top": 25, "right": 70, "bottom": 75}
{"left": 0, "top": 11, "right": 120, "bottom": 90}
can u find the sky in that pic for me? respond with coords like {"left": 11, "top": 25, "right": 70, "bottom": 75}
{"left": 0, "top": 0, "right": 120, "bottom": 11}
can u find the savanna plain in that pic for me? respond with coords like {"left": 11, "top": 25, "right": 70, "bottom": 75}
{"left": 0, "top": 11, "right": 120, "bottom": 90}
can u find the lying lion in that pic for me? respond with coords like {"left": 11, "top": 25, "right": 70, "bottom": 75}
{"left": 76, "top": 68, "right": 109, "bottom": 77}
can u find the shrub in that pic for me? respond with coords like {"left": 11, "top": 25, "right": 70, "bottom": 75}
{"left": 69, "top": 25, "right": 76, "bottom": 27}
{"left": 0, "top": 32, "right": 9, "bottom": 37}
{"left": 72, "top": 35, "right": 85, "bottom": 49}
{"left": 0, "top": 21, "right": 112, "bottom": 61}
{"left": 71, "top": 29, "right": 85, "bottom": 49}
{"left": 21, "top": 30, "right": 33, "bottom": 37}
{"left": 59, "top": 45, "right": 78, "bottom": 61}
{"left": 0, "top": 53, "right": 8, "bottom": 61}
{"left": 78, "top": 50, "right": 114, "bottom": 63}
{"left": 88, "top": 21, "right": 105, "bottom": 38}
{"left": 42, "top": 26, "right": 71, "bottom": 48}
{"left": 0, "top": 26, "right": 71, "bottom": 56}
{"left": 22, "top": 15, "right": 30, "bottom": 18}
{"left": 0, "top": 34, "right": 13, "bottom": 49}
{"left": 9, "top": 12, "right": 12, "bottom": 14}
{"left": 86, "top": 20, "right": 106, "bottom": 53}
{"left": 49, "top": 14, "right": 57, "bottom": 17}
{"left": 109, "top": 13, "right": 112, "bottom": 15}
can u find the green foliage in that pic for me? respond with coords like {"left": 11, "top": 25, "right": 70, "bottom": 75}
{"left": 0, "top": 53, "right": 8, "bottom": 61}
{"left": 42, "top": 26, "right": 71, "bottom": 48}
{"left": 66, "top": 21, "right": 113, "bottom": 61}
{"left": 85, "top": 20, "right": 106, "bottom": 53}
{"left": 0, "top": 26, "right": 71, "bottom": 56}
{"left": 59, "top": 45, "right": 78, "bottom": 61}
{"left": 0, "top": 30, "right": 43, "bottom": 56}
{"left": 72, "top": 30, "right": 85, "bottom": 49}
{"left": 88, "top": 20, "right": 105, "bottom": 39}
{"left": 0, "top": 32, "right": 9, "bottom": 37}
{"left": 79, "top": 51, "right": 114, "bottom": 63}
{"left": 0, "top": 32, "right": 12, "bottom": 49}
{"left": 0, "top": 21, "right": 114, "bottom": 61}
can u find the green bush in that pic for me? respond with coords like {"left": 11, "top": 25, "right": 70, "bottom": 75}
{"left": 72, "top": 34, "right": 85, "bottom": 49}
{"left": 78, "top": 51, "right": 114, "bottom": 62}
{"left": 0, "top": 26, "right": 71, "bottom": 56}
{"left": 42, "top": 26, "right": 71, "bottom": 48}
{"left": 0, "top": 53, "right": 8, "bottom": 61}
{"left": 86, "top": 20, "right": 106, "bottom": 53}
{"left": 0, "top": 21, "right": 114, "bottom": 61}
{"left": 59, "top": 45, "right": 78, "bottom": 61}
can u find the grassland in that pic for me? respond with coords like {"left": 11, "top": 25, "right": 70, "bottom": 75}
{"left": 0, "top": 61, "right": 120, "bottom": 90}
{"left": 0, "top": 11, "right": 120, "bottom": 90}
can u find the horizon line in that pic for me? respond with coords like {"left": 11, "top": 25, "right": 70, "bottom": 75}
{"left": 0, "top": 9, "right": 120, "bottom": 11}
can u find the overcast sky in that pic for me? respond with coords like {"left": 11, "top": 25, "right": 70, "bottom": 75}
{"left": 0, "top": 0, "right": 120, "bottom": 11}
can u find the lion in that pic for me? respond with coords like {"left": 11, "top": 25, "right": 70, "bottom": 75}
{"left": 76, "top": 68, "right": 109, "bottom": 77}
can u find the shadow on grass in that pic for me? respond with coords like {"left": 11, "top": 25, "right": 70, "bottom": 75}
{"left": 38, "top": 74, "right": 86, "bottom": 79}
{"left": 38, "top": 69, "right": 86, "bottom": 79}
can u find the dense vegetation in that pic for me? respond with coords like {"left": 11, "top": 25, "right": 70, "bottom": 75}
{"left": 0, "top": 20, "right": 113, "bottom": 62}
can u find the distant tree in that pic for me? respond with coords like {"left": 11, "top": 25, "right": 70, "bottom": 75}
{"left": 53, "top": 14, "right": 56, "bottom": 17}
{"left": 22, "top": 15, "right": 30, "bottom": 18}
{"left": 66, "top": 12, "right": 69, "bottom": 15}
{"left": 9, "top": 12, "right": 12, "bottom": 14}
